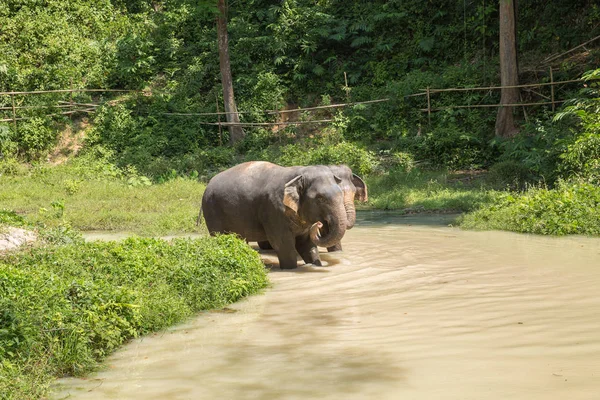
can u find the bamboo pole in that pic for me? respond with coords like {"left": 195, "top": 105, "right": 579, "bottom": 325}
{"left": 426, "top": 87, "right": 431, "bottom": 125}
{"left": 170, "top": 120, "right": 335, "bottom": 127}
{"left": 423, "top": 78, "right": 582, "bottom": 93}
{"left": 0, "top": 103, "right": 97, "bottom": 110}
{"left": 0, "top": 107, "right": 97, "bottom": 122}
{"left": 344, "top": 72, "right": 351, "bottom": 103}
{"left": 0, "top": 88, "right": 137, "bottom": 95}
{"left": 550, "top": 67, "right": 555, "bottom": 112}
{"left": 540, "top": 34, "right": 600, "bottom": 65}
{"left": 420, "top": 99, "right": 567, "bottom": 112}
{"left": 70, "top": 78, "right": 74, "bottom": 116}
{"left": 160, "top": 98, "right": 390, "bottom": 117}
{"left": 10, "top": 94, "right": 17, "bottom": 133}
{"left": 215, "top": 92, "right": 222, "bottom": 146}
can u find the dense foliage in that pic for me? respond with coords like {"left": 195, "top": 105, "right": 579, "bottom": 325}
{"left": 0, "top": 234, "right": 268, "bottom": 399}
{"left": 1, "top": 1, "right": 598, "bottom": 171}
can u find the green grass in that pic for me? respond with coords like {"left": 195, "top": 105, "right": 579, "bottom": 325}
{"left": 365, "top": 168, "right": 500, "bottom": 213}
{"left": 0, "top": 158, "right": 206, "bottom": 236}
{"left": 0, "top": 234, "right": 269, "bottom": 400}
{"left": 459, "top": 181, "right": 600, "bottom": 235}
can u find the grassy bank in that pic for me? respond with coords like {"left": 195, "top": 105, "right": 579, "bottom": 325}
{"left": 365, "top": 169, "right": 500, "bottom": 213}
{"left": 0, "top": 234, "right": 268, "bottom": 399}
{"left": 460, "top": 182, "right": 600, "bottom": 236}
{"left": 0, "top": 156, "right": 205, "bottom": 236}
{"left": 5, "top": 155, "right": 598, "bottom": 238}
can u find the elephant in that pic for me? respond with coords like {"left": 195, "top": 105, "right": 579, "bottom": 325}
{"left": 257, "top": 164, "right": 367, "bottom": 252}
{"left": 201, "top": 161, "right": 350, "bottom": 269}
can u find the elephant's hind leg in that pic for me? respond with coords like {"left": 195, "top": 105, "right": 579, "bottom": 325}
{"left": 258, "top": 241, "right": 273, "bottom": 250}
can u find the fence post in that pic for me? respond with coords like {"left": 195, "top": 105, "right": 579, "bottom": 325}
{"left": 215, "top": 92, "right": 223, "bottom": 146}
{"left": 549, "top": 67, "right": 555, "bottom": 112}
{"left": 11, "top": 94, "right": 17, "bottom": 133}
{"left": 343, "top": 72, "right": 351, "bottom": 103}
{"left": 426, "top": 87, "right": 431, "bottom": 126}
{"left": 70, "top": 78, "right": 75, "bottom": 114}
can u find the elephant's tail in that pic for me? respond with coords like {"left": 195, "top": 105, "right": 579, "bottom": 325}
{"left": 196, "top": 207, "right": 203, "bottom": 227}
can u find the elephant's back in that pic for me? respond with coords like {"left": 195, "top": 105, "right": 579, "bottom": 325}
{"left": 201, "top": 161, "right": 286, "bottom": 237}
{"left": 205, "top": 161, "right": 283, "bottom": 197}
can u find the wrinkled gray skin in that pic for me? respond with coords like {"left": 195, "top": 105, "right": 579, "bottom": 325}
{"left": 201, "top": 161, "right": 348, "bottom": 269}
{"left": 258, "top": 165, "right": 367, "bottom": 252}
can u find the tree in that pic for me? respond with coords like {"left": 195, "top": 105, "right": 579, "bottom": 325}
{"left": 495, "top": 0, "right": 520, "bottom": 138}
{"left": 217, "top": 0, "right": 244, "bottom": 144}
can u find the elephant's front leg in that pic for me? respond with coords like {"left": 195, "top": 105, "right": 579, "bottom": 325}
{"left": 327, "top": 242, "right": 343, "bottom": 252}
{"left": 296, "top": 235, "right": 322, "bottom": 266}
{"left": 269, "top": 232, "right": 299, "bottom": 269}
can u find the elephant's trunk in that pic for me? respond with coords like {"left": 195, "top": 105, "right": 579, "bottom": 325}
{"left": 310, "top": 206, "right": 347, "bottom": 248}
{"left": 344, "top": 198, "right": 357, "bottom": 230}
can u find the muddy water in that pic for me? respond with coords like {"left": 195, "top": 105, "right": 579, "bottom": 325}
{"left": 55, "top": 213, "right": 600, "bottom": 400}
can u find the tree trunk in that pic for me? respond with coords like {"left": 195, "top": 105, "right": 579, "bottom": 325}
{"left": 495, "top": 0, "right": 519, "bottom": 138}
{"left": 217, "top": 0, "right": 244, "bottom": 144}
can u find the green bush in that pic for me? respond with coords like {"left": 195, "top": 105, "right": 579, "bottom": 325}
{"left": 486, "top": 160, "right": 536, "bottom": 190}
{"left": 0, "top": 125, "right": 17, "bottom": 159}
{"left": 15, "top": 118, "right": 57, "bottom": 160}
{"left": 554, "top": 68, "right": 600, "bottom": 184}
{"left": 0, "top": 235, "right": 268, "bottom": 399}
{"left": 411, "top": 126, "right": 488, "bottom": 170}
{"left": 248, "top": 138, "right": 378, "bottom": 176}
{"left": 559, "top": 132, "right": 600, "bottom": 184}
{"left": 460, "top": 181, "right": 600, "bottom": 235}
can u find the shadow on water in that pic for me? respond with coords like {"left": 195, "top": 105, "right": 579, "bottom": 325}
{"left": 211, "top": 301, "right": 406, "bottom": 398}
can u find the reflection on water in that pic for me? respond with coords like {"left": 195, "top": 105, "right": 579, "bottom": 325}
{"left": 355, "top": 210, "right": 460, "bottom": 227}
{"left": 56, "top": 213, "right": 600, "bottom": 400}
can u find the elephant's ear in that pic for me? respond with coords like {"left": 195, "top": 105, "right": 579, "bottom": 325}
{"left": 352, "top": 173, "right": 368, "bottom": 202}
{"left": 283, "top": 175, "right": 303, "bottom": 213}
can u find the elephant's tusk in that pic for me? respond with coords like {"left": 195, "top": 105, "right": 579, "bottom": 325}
{"left": 310, "top": 221, "right": 323, "bottom": 242}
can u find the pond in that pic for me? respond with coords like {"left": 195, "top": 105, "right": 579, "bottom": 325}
{"left": 54, "top": 212, "right": 600, "bottom": 400}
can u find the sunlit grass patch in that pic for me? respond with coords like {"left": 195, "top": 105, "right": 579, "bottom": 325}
{"left": 0, "top": 158, "right": 206, "bottom": 236}
{"left": 365, "top": 169, "right": 500, "bottom": 213}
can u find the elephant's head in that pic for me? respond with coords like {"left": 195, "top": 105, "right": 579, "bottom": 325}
{"left": 327, "top": 165, "right": 368, "bottom": 230}
{"left": 283, "top": 166, "right": 348, "bottom": 248}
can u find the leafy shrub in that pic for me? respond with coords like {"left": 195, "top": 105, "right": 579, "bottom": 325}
{"left": 486, "top": 160, "right": 536, "bottom": 190}
{"left": 552, "top": 69, "right": 600, "bottom": 184}
{"left": 559, "top": 132, "right": 600, "bottom": 184}
{"left": 412, "top": 127, "right": 488, "bottom": 170}
{"left": 249, "top": 138, "right": 378, "bottom": 176}
{"left": 309, "top": 141, "right": 378, "bottom": 176}
{"left": 16, "top": 118, "right": 57, "bottom": 160}
{"left": 460, "top": 181, "right": 600, "bottom": 235}
{"left": 494, "top": 117, "right": 573, "bottom": 183}
{"left": 0, "top": 235, "right": 268, "bottom": 399}
{"left": 0, "top": 125, "right": 17, "bottom": 159}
